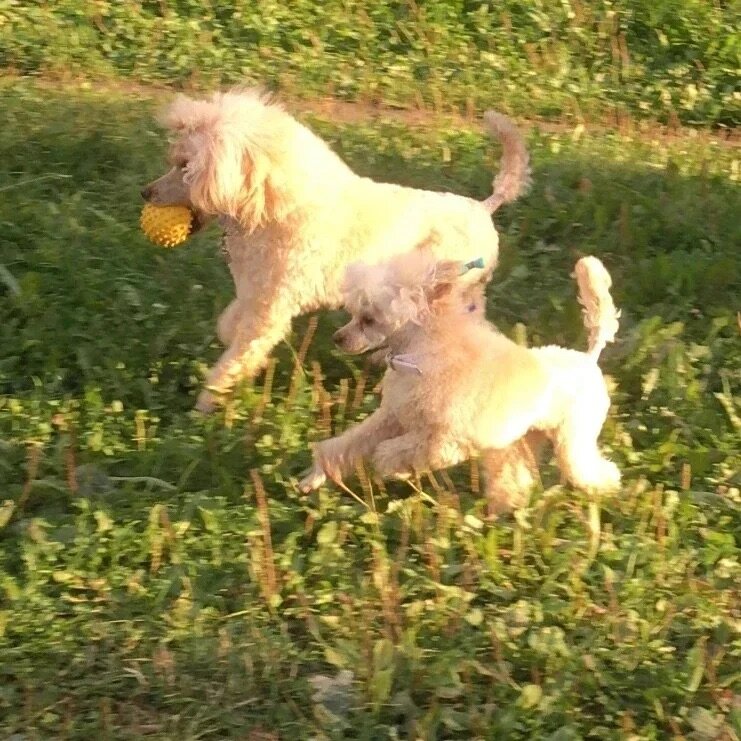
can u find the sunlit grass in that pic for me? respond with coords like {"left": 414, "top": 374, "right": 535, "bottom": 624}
{"left": 0, "top": 81, "right": 739, "bottom": 739}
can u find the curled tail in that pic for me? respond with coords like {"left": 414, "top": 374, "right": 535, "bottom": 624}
{"left": 574, "top": 256, "right": 620, "bottom": 361}
{"left": 481, "top": 111, "right": 531, "bottom": 214}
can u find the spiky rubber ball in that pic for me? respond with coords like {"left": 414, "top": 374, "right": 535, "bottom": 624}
{"left": 140, "top": 204, "right": 194, "bottom": 248}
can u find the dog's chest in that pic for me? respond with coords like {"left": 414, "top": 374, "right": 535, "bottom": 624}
{"left": 217, "top": 219, "right": 274, "bottom": 267}
{"left": 382, "top": 369, "right": 425, "bottom": 420}
{"left": 217, "top": 217, "right": 244, "bottom": 264}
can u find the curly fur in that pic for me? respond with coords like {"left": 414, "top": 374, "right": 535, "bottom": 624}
{"left": 141, "top": 88, "right": 530, "bottom": 412}
{"left": 301, "top": 252, "right": 621, "bottom": 515}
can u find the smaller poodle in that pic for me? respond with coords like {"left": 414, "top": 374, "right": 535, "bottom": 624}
{"left": 299, "top": 252, "right": 621, "bottom": 514}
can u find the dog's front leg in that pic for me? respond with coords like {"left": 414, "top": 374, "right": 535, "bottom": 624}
{"left": 196, "top": 301, "right": 293, "bottom": 413}
{"left": 299, "top": 409, "right": 401, "bottom": 492}
{"left": 216, "top": 298, "right": 242, "bottom": 346}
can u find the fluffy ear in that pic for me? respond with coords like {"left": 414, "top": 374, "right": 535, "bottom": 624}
{"left": 426, "top": 260, "right": 462, "bottom": 303}
{"left": 184, "top": 131, "right": 277, "bottom": 232}
{"left": 230, "top": 143, "right": 274, "bottom": 231}
{"left": 185, "top": 131, "right": 241, "bottom": 209}
{"left": 389, "top": 284, "right": 428, "bottom": 325}
{"left": 163, "top": 93, "right": 288, "bottom": 231}
{"left": 428, "top": 282, "right": 453, "bottom": 303}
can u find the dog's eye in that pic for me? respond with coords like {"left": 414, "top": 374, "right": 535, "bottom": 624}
{"left": 360, "top": 315, "right": 375, "bottom": 326}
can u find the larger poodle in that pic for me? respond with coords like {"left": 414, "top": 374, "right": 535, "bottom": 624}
{"left": 141, "top": 89, "right": 529, "bottom": 412}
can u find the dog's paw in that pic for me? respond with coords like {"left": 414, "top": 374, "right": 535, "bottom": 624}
{"left": 485, "top": 492, "right": 517, "bottom": 521}
{"left": 578, "top": 459, "right": 622, "bottom": 493}
{"left": 600, "top": 461, "right": 622, "bottom": 491}
{"left": 195, "top": 389, "right": 220, "bottom": 415}
{"left": 299, "top": 464, "right": 327, "bottom": 493}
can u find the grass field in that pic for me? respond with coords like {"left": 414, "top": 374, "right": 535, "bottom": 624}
{"left": 0, "top": 79, "right": 739, "bottom": 739}
{"left": 2, "top": 0, "right": 739, "bottom": 127}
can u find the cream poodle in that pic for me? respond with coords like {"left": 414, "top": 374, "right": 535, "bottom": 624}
{"left": 140, "top": 89, "right": 530, "bottom": 412}
{"left": 299, "top": 252, "right": 621, "bottom": 515}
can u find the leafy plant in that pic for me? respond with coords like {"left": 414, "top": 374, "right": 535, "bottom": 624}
{"left": 1, "top": 0, "right": 738, "bottom": 125}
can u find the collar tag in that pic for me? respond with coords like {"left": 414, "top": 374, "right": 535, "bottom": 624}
{"left": 461, "top": 257, "right": 485, "bottom": 274}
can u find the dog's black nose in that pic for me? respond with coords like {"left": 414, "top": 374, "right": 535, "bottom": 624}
{"left": 140, "top": 186, "right": 152, "bottom": 201}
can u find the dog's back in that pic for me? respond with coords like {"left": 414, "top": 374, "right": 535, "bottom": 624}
{"left": 382, "top": 315, "right": 549, "bottom": 448}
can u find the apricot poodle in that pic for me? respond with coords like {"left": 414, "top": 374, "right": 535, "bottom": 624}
{"left": 141, "top": 89, "right": 529, "bottom": 412}
{"left": 299, "top": 252, "right": 621, "bottom": 515}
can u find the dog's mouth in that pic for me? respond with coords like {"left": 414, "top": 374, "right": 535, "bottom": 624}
{"left": 342, "top": 338, "right": 389, "bottom": 356}
{"left": 363, "top": 341, "right": 388, "bottom": 355}
{"left": 353, "top": 342, "right": 390, "bottom": 363}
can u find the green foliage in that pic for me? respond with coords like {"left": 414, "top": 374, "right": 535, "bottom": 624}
{"left": 0, "top": 80, "right": 739, "bottom": 738}
{"left": 1, "top": 0, "right": 739, "bottom": 126}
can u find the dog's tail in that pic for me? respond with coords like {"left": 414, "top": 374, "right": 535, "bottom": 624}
{"left": 574, "top": 256, "right": 620, "bottom": 362}
{"left": 481, "top": 111, "right": 530, "bottom": 214}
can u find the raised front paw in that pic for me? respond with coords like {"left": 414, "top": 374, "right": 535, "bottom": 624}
{"left": 599, "top": 460, "right": 622, "bottom": 492}
{"left": 195, "top": 389, "right": 220, "bottom": 415}
{"left": 299, "top": 463, "right": 327, "bottom": 493}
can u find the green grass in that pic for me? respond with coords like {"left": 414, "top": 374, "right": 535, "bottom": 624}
{"left": 0, "top": 79, "right": 739, "bottom": 739}
{"left": 1, "top": 0, "right": 739, "bottom": 127}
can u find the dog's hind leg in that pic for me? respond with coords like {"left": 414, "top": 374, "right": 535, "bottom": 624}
{"left": 481, "top": 431, "right": 546, "bottom": 517}
{"left": 552, "top": 393, "right": 620, "bottom": 492}
{"left": 299, "top": 409, "right": 402, "bottom": 492}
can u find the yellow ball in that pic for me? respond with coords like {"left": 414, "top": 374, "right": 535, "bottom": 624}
{"left": 140, "top": 204, "right": 194, "bottom": 248}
